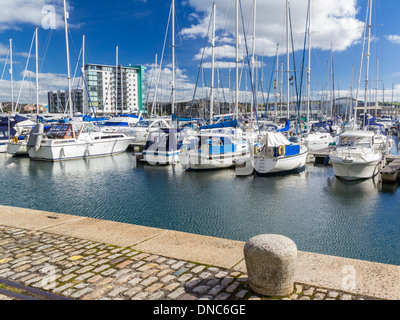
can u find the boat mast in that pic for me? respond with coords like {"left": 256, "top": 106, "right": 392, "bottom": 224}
{"left": 274, "top": 43, "right": 280, "bottom": 121}
{"left": 235, "top": 0, "right": 239, "bottom": 120}
{"left": 172, "top": 0, "right": 176, "bottom": 116}
{"left": 35, "top": 27, "right": 40, "bottom": 118}
{"left": 363, "top": 0, "right": 373, "bottom": 129}
{"left": 251, "top": 0, "right": 256, "bottom": 123}
{"left": 353, "top": 0, "right": 369, "bottom": 130}
{"left": 10, "top": 39, "right": 14, "bottom": 113}
{"left": 116, "top": 45, "right": 119, "bottom": 116}
{"left": 63, "top": 0, "right": 73, "bottom": 119}
{"left": 330, "top": 44, "right": 333, "bottom": 119}
{"left": 286, "top": 0, "right": 290, "bottom": 119}
{"left": 82, "top": 34, "right": 87, "bottom": 115}
{"left": 210, "top": 2, "right": 216, "bottom": 124}
{"left": 306, "top": 0, "right": 311, "bottom": 133}
{"left": 375, "top": 56, "right": 379, "bottom": 117}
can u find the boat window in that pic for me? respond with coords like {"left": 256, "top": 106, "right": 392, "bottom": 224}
{"left": 134, "top": 121, "right": 150, "bottom": 128}
{"left": 47, "top": 124, "right": 72, "bottom": 139}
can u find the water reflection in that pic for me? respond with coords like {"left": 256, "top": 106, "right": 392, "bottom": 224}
{"left": 0, "top": 139, "right": 399, "bottom": 265}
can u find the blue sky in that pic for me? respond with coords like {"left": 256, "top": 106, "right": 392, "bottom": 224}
{"left": 1, "top": 0, "right": 400, "bottom": 108}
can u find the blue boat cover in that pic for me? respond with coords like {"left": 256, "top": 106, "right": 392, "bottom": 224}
{"left": 200, "top": 120, "right": 238, "bottom": 130}
{"left": 277, "top": 120, "right": 290, "bottom": 132}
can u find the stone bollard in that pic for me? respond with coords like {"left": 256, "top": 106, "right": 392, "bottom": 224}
{"left": 244, "top": 234, "right": 297, "bottom": 297}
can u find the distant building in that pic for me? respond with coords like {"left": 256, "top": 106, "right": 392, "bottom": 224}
{"left": 85, "top": 64, "right": 146, "bottom": 115}
{"left": 47, "top": 64, "right": 146, "bottom": 115}
{"left": 47, "top": 89, "right": 84, "bottom": 114}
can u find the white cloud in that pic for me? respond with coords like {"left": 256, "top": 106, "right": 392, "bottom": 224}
{"left": 0, "top": 70, "right": 81, "bottom": 106}
{"left": 182, "top": 0, "right": 364, "bottom": 59}
{"left": 386, "top": 35, "right": 400, "bottom": 45}
{"left": 0, "top": 0, "right": 70, "bottom": 32}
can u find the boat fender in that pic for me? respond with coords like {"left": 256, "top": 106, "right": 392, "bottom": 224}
{"left": 12, "top": 137, "right": 18, "bottom": 143}
{"left": 34, "top": 123, "right": 44, "bottom": 151}
{"left": 278, "top": 145, "right": 285, "bottom": 156}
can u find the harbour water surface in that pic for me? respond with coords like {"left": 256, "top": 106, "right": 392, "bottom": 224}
{"left": 1, "top": 137, "right": 399, "bottom": 266}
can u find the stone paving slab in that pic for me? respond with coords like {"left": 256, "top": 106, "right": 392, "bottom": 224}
{"left": 0, "top": 225, "right": 380, "bottom": 301}
{"left": 133, "top": 230, "right": 245, "bottom": 270}
{"left": 0, "top": 205, "right": 398, "bottom": 300}
{"left": 0, "top": 206, "right": 85, "bottom": 231}
{"left": 42, "top": 217, "right": 166, "bottom": 248}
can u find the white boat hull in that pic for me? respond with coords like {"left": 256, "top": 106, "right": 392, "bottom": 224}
{"left": 28, "top": 137, "right": 133, "bottom": 161}
{"left": 7, "top": 142, "right": 28, "bottom": 156}
{"left": 254, "top": 149, "right": 308, "bottom": 175}
{"left": 179, "top": 152, "right": 247, "bottom": 170}
{"left": 141, "top": 150, "right": 180, "bottom": 165}
{"left": 330, "top": 155, "right": 381, "bottom": 181}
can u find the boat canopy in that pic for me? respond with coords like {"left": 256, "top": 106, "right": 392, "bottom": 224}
{"left": 339, "top": 130, "right": 375, "bottom": 138}
{"left": 200, "top": 120, "right": 238, "bottom": 130}
{"left": 264, "top": 132, "right": 292, "bottom": 147}
{"left": 312, "top": 122, "right": 333, "bottom": 133}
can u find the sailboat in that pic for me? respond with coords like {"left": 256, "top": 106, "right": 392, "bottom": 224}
{"left": 179, "top": 120, "right": 250, "bottom": 170}
{"left": 1, "top": 115, "right": 36, "bottom": 154}
{"left": 180, "top": 1, "right": 255, "bottom": 170}
{"left": 28, "top": 1, "right": 133, "bottom": 161}
{"left": 7, "top": 27, "right": 41, "bottom": 156}
{"left": 253, "top": 0, "right": 308, "bottom": 176}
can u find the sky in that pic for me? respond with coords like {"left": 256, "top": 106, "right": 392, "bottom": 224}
{"left": 1, "top": 0, "right": 400, "bottom": 110}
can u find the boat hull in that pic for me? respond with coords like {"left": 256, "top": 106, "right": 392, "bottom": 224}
{"left": 141, "top": 150, "right": 180, "bottom": 165}
{"left": 7, "top": 142, "right": 28, "bottom": 156}
{"left": 253, "top": 149, "right": 308, "bottom": 175}
{"left": 28, "top": 138, "right": 133, "bottom": 161}
{"left": 179, "top": 151, "right": 249, "bottom": 170}
{"left": 330, "top": 157, "right": 381, "bottom": 181}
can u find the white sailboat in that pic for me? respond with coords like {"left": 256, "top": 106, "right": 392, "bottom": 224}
{"left": 253, "top": 131, "right": 308, "bottom": 175}
{"left": 7, "top": 27, "right": 41, "bottom": 156}
{"left": 253, "top": 0, "right": 308, "bottom": 176}
{"left": 28, "top": 1, "right": 133, "bottom": 162}
{"left": 179, "top": 128, "right": 249, "bottom": 170}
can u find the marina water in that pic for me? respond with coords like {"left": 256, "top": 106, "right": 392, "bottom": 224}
{"left": 1, "top": 137, "right": 399, "bottom": 266}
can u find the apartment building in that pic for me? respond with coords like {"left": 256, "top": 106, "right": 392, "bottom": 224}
{"left": 85, "top": 64, "right": 146, "bottom": 115}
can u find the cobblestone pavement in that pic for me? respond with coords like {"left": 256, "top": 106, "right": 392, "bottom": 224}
{"left": 0, "top": 225, "right": 382, "bottom": 301}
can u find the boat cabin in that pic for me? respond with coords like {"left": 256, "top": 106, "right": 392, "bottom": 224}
{"left": 144, "top": 128, "right": 181, "bottom": 152}
{"left": 337, "top": 131, "right": 375, "bottom": 148}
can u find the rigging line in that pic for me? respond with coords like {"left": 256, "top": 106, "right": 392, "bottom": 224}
{"left": 68, "top": 28, "right": 99, "bottom": 125}
{"left": 288, "top": 5, "right": 299, "bottom": 106}
{"left": 39, "top": 29, "right": 53, "bottom": 73}
{"left": 15, "top": 30, "right": 36, "bottom": 113}
{"left": 151, "top": 3, "right": 172, "bottom": 116}
{"left": 264, "top": 53, "right": 277, "bottom": 117}
{"left": 288, "top": 3, "right": 304, "bottom": 135}
{"left": 189, "top": 8, "right": 213, "bottom": 120}
{"left": 295, "top": 1, "right": 310, "bottom": 135}
{"left": 239, "top": 0, "right": 260, "bottom": 134}
{"left": 1, "top": 51, "right": 9, "bottom": 81}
